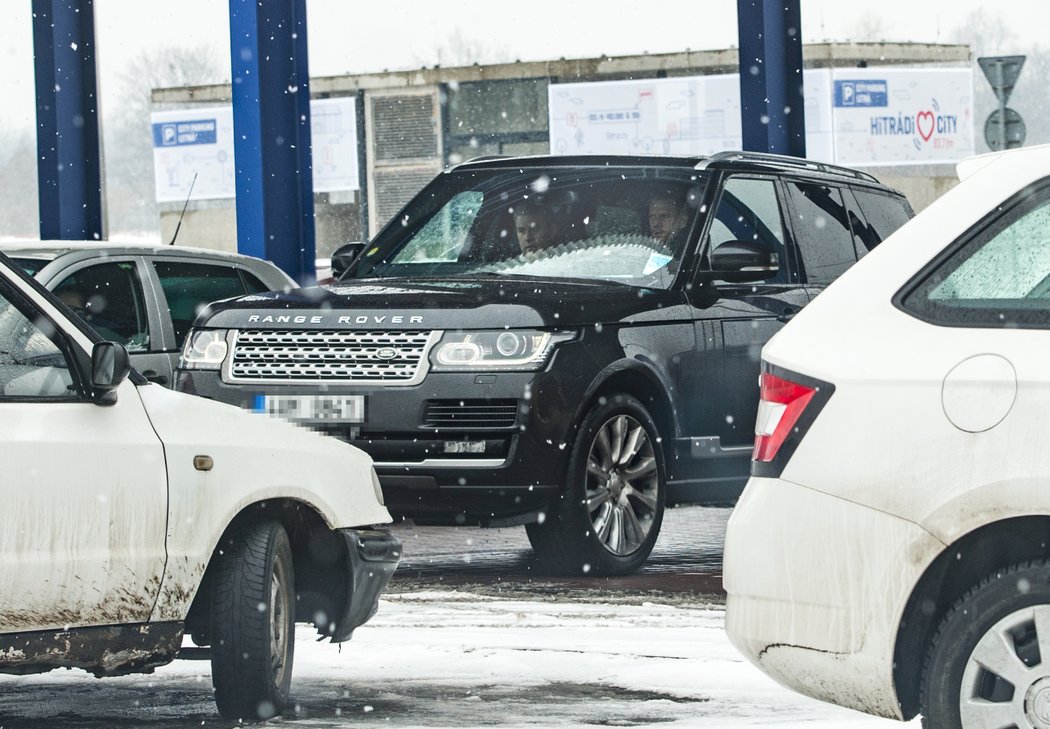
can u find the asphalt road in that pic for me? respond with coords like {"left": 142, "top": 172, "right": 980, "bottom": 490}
{"left": 389, "top": 504, "right": 731, "bottom": 596}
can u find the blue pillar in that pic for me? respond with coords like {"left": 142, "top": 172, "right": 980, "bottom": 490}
{"left": 737, "top": 0, "right": 806, "bottom": 157}
{"left": 32, "top": 0, "right": 103, "bottom": 240}
{"left": 229, "top": 0, "right": 316, "bottom": 284}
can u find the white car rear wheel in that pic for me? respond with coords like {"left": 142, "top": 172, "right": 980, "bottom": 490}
{"left": 922, "top": 561, "right": 1050, "bottom": 729}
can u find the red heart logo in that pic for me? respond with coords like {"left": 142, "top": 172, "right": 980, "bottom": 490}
{"left": 916, "top": 111, "right": 935, "bottom": 142}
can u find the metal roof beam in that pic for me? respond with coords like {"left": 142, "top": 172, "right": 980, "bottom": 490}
{"left": 32, "top": 0, "right": 103, "bottom": 240}
{"left": 737, "top": 0, "right": 807, "bottom": 158}
{"left": 228, "top": 0, "right": 315, "bottom": 284}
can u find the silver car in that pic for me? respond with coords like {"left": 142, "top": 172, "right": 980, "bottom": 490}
{"left": 2, "top": 240, "right": 294, "bottom": 387}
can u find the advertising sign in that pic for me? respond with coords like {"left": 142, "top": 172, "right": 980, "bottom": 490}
{"left": 548, "top": 71, "right": 835, "bottom": 162}
{"left": 831, "top": 68, "right": 974, "bottom": 166}
{"left": 549, "top": 68, "right": 974, "bottom": 167}
{"left": 152, "top": 97, "right": 360, "bottom": 203}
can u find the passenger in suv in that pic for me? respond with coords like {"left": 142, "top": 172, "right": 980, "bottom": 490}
{"left": 176, "top": 152, "right": 913, "bottom": 576}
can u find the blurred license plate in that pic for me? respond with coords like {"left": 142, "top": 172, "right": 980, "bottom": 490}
{"left": 255, "top": 394, "right": 365, "bottom": 422}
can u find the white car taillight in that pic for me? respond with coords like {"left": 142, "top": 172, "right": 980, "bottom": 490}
{"left": 753, "top": 371, "right": 817, "bottom": 463}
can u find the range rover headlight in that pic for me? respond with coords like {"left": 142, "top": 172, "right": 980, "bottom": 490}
{"left": 431, "top": 330, "right": 574, "bottom": 371}
{"left": 179, "top": 329, "right": 230, "bottom": 370}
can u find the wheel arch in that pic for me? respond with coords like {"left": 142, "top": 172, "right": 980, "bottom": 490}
{"left": 185, "top": 498, "right": 352, "bottom": 643}
{"left": 572, "top": 359, "right": 679, "bottom": 463}
{"left": 893, "top": 515, "right": 1050, "bottom": 719}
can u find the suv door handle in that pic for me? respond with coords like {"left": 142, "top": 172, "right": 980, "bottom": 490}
{"left": 776, "top": 307, "right": 799, "bottom": 323}
{"left": 142, "top": 370, "right": 169, "bottom": 386}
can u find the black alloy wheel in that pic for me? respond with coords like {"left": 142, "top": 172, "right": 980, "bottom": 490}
{"left": 527, "top": 393, "right": 665, "bottom": 576}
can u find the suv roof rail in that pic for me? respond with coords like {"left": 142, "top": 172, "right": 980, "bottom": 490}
{"left": 456, "top": 154, "right": 511, "bottom": 166}
{"left": 699, "top": 151, "right": 881, "bottom": 184}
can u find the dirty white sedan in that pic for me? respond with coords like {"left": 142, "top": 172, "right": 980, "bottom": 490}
{"left": 725, "top": 144, "right": 1050, "bottom": 729}
{"left": 0, "top": 251, "right": 400, "bottom": 720}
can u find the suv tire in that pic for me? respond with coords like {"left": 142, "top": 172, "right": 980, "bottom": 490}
{"left": 211, "top": 520, "right": 296, "bottom": 720}
{"left": 527, "top": 393, "right": 665, "bottom": 576}
{"left": 920, "top": 560, "right": 1050, "bottom": 729}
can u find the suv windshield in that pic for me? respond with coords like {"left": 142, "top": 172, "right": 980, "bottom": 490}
{"left": 348, "top": 165, "right": 707, "bottom": 289}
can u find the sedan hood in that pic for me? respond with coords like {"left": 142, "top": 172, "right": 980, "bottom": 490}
{"left": 197, "top": 276, "right": 686, "bottom": 329}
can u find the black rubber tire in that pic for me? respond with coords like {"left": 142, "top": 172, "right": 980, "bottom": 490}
{"left": 526, "top": 393, "right": 666, "bottom": 577}
{"left": 210, "top": 520, "right": 296, "bottom": 721}
{"left": 920, "top": 559, "right": 1050, "bottom": 729}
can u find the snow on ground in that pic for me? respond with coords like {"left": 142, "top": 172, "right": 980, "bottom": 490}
{"left": 0, "top": 590, "right": 920, "bottom": 728}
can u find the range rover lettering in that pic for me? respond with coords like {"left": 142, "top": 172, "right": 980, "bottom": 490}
{"left": 177, "top": 152, "right": 912, "bottom": 575}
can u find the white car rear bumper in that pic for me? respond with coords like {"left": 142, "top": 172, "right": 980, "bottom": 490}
{"left": 724, "top": 476, "right": 944, "bottom": 720}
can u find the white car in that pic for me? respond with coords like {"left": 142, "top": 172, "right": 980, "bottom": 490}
{"left": 0, "top": 252, "right": 399, "bottom": 720}
{"left": 724, "top": 144, "right": 1050, "bottom": 729}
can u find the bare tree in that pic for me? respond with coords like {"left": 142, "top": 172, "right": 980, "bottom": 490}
{"left": 102, "top": 44, "right": 224, "bottom": 237}
{"left": 848, "top": 11, "right": 890, "bottom": 43}
{"left": 421, "top": 28, "right": 512, "bottom": 68}
{"left": 950, "top": 9, "right": 1017, "bottom": 57}
{"left": 0, "top": 128, "right": 39, "bottom": 237}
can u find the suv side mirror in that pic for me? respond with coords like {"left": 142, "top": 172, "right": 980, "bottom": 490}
{"left": 330, "top": 242, "right": 366, "bottom": 279}
{"left": 707, "top": 240, "right": 779, "bottom": 283}
{"left": 91, "top": 341, "right": 130, "bottom": 405}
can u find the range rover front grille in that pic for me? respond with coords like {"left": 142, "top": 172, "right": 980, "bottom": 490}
{"left": 423, "top": 399, "right": 519, "bottom": 429}
{"left": 228, "top": 329, "right": 436, "bottom": 384}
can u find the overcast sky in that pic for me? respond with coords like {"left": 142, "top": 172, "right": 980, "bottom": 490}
{"left": 1, "top": 0, "right": 1044, "bottom": 133}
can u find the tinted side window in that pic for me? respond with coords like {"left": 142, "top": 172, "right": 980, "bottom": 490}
{"left": 787, "top": 182, "right": 856, "bottom": 285}
{"left": 0, "top": 286, "right": 76, "bottom": 399}
{"left": 902, "top": 187, "right": 1050, "bottom": 329}
{"left": 153, "top": 261, "right": 248, "bottom": 345}
{"left": 707, "top": 177, "right": 788, "bottom": 283}
{"left": 52, "top": 262, "right": 150, "bottom": 351}
{"left": 851, "top": 189, "right": 912, "bottom": 256}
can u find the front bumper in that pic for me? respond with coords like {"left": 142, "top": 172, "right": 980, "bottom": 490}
{"left": 331, "top": 529, "right": 402, "bottom": 642}
{"left": 176, "top": 367, "right": 583, "bottom": 523}
{"left": 723, "top": 476, "right": 943, "bottom": 720}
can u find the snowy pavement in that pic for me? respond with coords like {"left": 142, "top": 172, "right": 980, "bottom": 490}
{"left": 0, "top": 589, "right": 920, "bottom": 728}
{"left": 0, "top": 507, "right": 922, "bottom": 727}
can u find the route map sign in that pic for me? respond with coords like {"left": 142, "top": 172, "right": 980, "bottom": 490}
{"left": 548, "top": 70, "right": 834, "bottom": 162}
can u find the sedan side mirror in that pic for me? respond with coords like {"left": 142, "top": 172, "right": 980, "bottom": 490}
{"left": 330, "top": 241, "right": 366, "bottom": 279}
{"left": 707, "top": 240, "right": 779, "bottom": 283}
{"left": 91, "top": 341, "right": 131, "bottom": 405}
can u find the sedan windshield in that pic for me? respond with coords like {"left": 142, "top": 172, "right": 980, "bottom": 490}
{"left": 347, "top": 165, "right": 707, "bottom": 289}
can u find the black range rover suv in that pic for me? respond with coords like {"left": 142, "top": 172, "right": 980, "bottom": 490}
{"left": 176, "top": 152, "right": 912, "bottom": 575}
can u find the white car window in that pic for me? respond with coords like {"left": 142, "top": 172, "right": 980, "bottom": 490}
{"left": 931, "top": 202, "right": 1050, "bottom": 300}
{"left": 902, "top": 185, "right": 1050, "bottom": 328}
{"left": 0, "top": 290, "right": 76, "bottom": 399}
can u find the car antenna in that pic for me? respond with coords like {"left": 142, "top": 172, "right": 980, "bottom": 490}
{"left": 168, "top": 172, "right": 198, "bottom": 245}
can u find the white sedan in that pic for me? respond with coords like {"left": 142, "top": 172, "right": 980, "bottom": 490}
{"left": 0, "top": 251, "right": 399, "bottom": 721}
{"left": 724, "top": 144, "right": 1050, "bottom": 729}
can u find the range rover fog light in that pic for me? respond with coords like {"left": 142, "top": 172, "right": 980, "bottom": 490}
{"left": 180, "top": 329, "right": 230, "bottom": 370}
